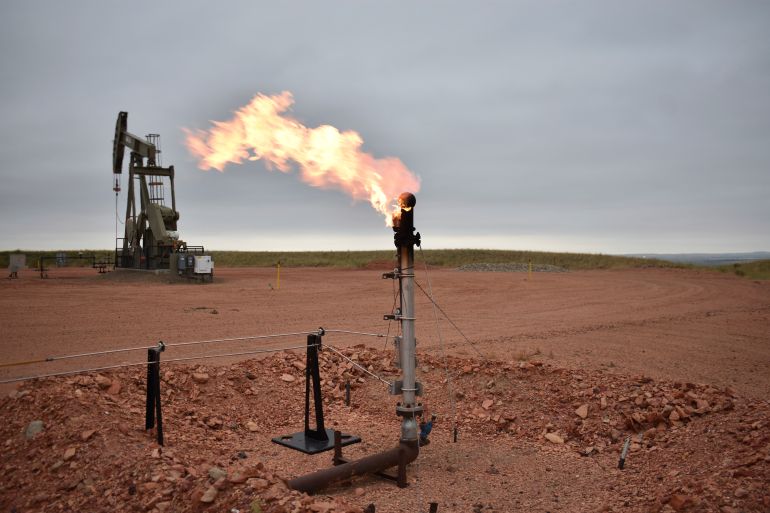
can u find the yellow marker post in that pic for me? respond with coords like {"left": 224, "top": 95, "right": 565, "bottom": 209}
{"left": 276, "top": 261, "right": 281, "bottom": 290}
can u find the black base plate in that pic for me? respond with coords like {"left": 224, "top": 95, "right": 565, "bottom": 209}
{"left": 272, "top": 429, "right": 361, "bottom": 455}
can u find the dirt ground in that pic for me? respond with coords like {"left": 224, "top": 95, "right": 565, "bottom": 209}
{"left": 1, "top": 266, "right": 769, "bottom": 512}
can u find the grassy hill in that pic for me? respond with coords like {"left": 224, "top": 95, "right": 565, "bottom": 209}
{"left": 717, "top": 259, "right": 770, "bottom": 280}
{"left": 1, "top": 248, "right": 684, "bottom": 271}
{"left": 210, "top": 249, "right": 686, "bottom": 270}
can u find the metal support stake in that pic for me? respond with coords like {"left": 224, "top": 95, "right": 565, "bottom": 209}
{"left": 333, "top": 430, "right": 344, "bottom": 465}
{"left": 429, "top": 503, "right": 439, "bottom": 513}
{"left": 618, "top": 436, "right": 631, "bottom": 469}
{"left": 345, "top": 380, "right": 351, "bottom": 406}
{"left": 145, "top": 342, "right": 165, "bottom": 445}
{"left": 304, "top": 333, "right": 327, "bottom": 441}
{"left": 274, "top": 333, "right": 361, "bottom": 454}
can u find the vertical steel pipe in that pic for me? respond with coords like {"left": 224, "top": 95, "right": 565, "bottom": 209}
{"left": 393, "top": 192, "right": 423, "bottom": 442}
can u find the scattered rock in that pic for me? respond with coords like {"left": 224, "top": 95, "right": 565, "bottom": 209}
{"left": 192, "top": 373, "right": 210, "bottom": 384}
{"left": 63, "top": 447, "right": 77, "bottom": 461}
{"left": 213, "top": 476, "right": 228, "bottom": 490}
{"left": 309, "top": 501, "right": 335, "bottom": 513}
{"left": 208, "top": 467, "right": 227, "bottom": 481}
{"left": 106, "top": 380, "right": 122, "bottom": 396}
{"left": 0, "top": 339, "right": 763, "bottom": 513}
{"left": 206, "top": 417, "right": 223, "bottom": 429}
{"left": 58, "top": 477, "right": 82, "bottom": 491}
{"left": 668, "top": 494, "right": 693, "bottom": 511}
{"left": 292, "top": 361, "right": 306, "bottom": 371}
{"left": 140, "top": 482, "right": 158, "bottom": 492}
{"left": 280, "top": 374, "right": 296, "bottom": 383}
{"left": 228, "top": 471, "right": 248, "bottom": 484}
{"left": 200, "top": 486, "right": 218, "bottom": 503}
{"left": 25, "top": 420, "right": 44, "bottom": 439}
{"left": 95, "top": 375, "right": 112, "bottom": 389}
{"left": 247, "top": 478, "right": 269, "bottom": 491}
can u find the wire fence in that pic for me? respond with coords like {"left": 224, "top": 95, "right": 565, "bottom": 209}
{"left": 0, "top": 327, "right": 398, "bottom": 384}
{"left": 0, "top": 344, "right": 316, "bottom": 385}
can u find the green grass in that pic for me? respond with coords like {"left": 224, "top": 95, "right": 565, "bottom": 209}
{"left": 402, "top": 249, "right": 685, "bottom": 270}
{"left": 11, "top": 249, "right": 769, "bottom": 279}
{"left": 209, "top": 250, "right": 392, "bottom": 268}
{"left": 1, "top": 248, "right": 686, "bottom": 271}
{"left": 717, "top": 259, "right": 770, "bottom": 280}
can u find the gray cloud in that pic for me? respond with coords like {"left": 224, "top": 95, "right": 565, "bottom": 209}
{"left": 1, "top": 1, "right": 768, "bottom": 253}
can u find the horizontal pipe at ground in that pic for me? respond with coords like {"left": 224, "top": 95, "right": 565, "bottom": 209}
{"left": 288, "top": 442, "right": 418, "bottom": 493}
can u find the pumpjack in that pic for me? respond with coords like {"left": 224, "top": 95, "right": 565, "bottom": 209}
{"left": 112, "top": 111, "right": 212, "bottom": 279}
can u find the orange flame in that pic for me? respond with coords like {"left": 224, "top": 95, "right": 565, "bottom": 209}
{"left": 184, "top": 91, "right": 420, "bottom": 225}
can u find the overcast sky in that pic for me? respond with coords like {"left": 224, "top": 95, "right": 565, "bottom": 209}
{"left": 1, "top": 1, "right": 768, "bottom": 254}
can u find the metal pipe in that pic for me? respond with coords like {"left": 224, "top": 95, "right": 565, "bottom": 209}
{"left": 400, "top": 234, "right": 416, "bottom": 412}
{"left": 393, "top": 192, "right": 423, "bottom": 442}
{"left": 287, "top": 441, "right": 418, "bottom": 493}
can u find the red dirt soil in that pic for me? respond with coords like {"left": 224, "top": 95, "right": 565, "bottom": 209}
{"left": 1, "top": 267, "right": 769, "bottom": 512}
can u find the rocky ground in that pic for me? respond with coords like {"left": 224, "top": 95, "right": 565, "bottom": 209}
{"left": 1, "top": 267, "right": 769, "bottom": 512}
{"left": 2, "top": 345, "right": 768, "bottom": 513}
